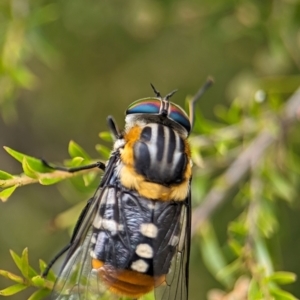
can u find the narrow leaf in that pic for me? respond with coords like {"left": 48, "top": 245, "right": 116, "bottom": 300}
{"left": 255, "top": 235, "right": 274, "bottom": 275}
{"left": 22, "top": 249, "right": 38, "bottom": 278}
{"left": 28, "top": 288, "right": 51, "bottom": 300}
{"left": 70, "top": 157, "right": 85, "bottom": 166}
{"left": 9, "top": 250, "right": 22, "bottom": 272}
{"left": 248, "top": 279, "right": 263, "bottom": 300}
{"left": 270, "top": 287, "right": 298, "bottom": 300}
{"left": 0, "top": 284, "right": 27, "bottom": 296}
{"left": 4, "top": 147, "right": 49, "bottom": 173}
{"left": 268, "top": 272, "right": 297, "bottom": 285}
{"left": 0, "top": 270, "right": 24, "bottom": 284}
{"left": 10, "top": 249, "right": 37, "bottom": 279}
{"left": 198, "top": 222, "right": 233, "bottom": 287}
{"left": 0, "top": 186, "right": 17, "bottom": 202}
{"left": 24, "top": 157, "right": 48, "bottom": 173}
{"left": 95, "top": 144, "right": 111, "bottom": 159}
{"left": 20, "top": 248, "right": 29, "bottom": 279}
{"left": 40, "top": 260, "right": 56, "bottom": 283}
{"left": 68, "top": 141, "right": 90, "bottom": 160}
{"left": 83, "top": 172, "right": 97, "bottom": 187}
{"left": 39, "top": 177, "right": 64, "bottom": 185}
{"left": 0, "top": 170, "right": 14, "bottom": 180}
{"left": 228, "top": 239, "right": 243, "bottom": 256}
{"left": 99, "top": 131, "right": 113, "bottom": 142}
{"left": 31, "top": 276, "right": 46, "bottom": 288}
{"left": 22, "top": 158, "right": 38, "bottom": 179}
{"left": 4, "top": 147, "right": 25, "bottom": 163}
{"left": 38, "top": 260, "right": 47, "bottom": 274}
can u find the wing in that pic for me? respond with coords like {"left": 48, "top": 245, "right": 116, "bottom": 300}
{"left": 154, "top": 190, "right": 191, "bottom": 300}
{"left": 51, "top": 154, "right": 120, "bottom": 300}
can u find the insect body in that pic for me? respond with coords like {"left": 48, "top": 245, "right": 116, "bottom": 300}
{"left": 49, "top": 81, "right": 212, "bottom": 300}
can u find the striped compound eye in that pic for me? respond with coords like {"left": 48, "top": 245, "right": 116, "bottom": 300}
{"left": 168, "top": 102, "right": 191, "bottom": 133}
{"left": 126, "top": 98, "right": 191, "bottom": 133}
{"left": 126, "top": 99, "right": 161, "bottom": 114}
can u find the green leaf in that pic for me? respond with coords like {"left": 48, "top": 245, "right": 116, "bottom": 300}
{"left": 31, "top": 276, "right": 46, "bottom": 288}
{"left": 10, "top": 250, "right": 22, "bottom": 272}
{"left": 83, "top": 172, "right": 97, "bottom": 187}
{"left": 228, "top": 238, "right": 243, "bottom": 256}
{"left": 22, "top": 158, "right": 38, "bottom": 179}
{"left": 270, "top": 287, "right": 298, "bottom": 300}
{"left": 95, "top": 144, "right": 111, "bottom": 159}
{"left": 142, "top": 291, "right": 155, "bottom": 300}
{"left": 39, "top": 259, "right": 56, "bottom": 282}
{"left": 0, "top": 186, "right": 17, "bottom": 202}
{"left": 0, "top": 283, "right": 27, "bottom": 296}
{"left": 10, "top": 249, "right": 37, "bottom": 279}
{"left": 199, "top": 222, "right": 233, "bottom": 287}
{"left": 28, "top": 288, "right": 51, "bottom": 300}
{"left": 99, "top": 131, "right": 113, "bottom": 142}
{"left": 0, "top": 170, "right": 14, "bottom": 180}
{"left": 39, "top": 177, "right": 64, "bottom": 185}
{"left": 20, "top": 248, "right": 29, "bottom": 279}
{"left": 257, "top": 200, "right": 278, "bottom": 238}
{"left": 228, "top": 220, "right": 248, "bottom": 237}
{"left": 269, "top": 173, "right": 295, "bottom": 203}
{"left": 0, "top": 270, "right": 24, "bottom": 284}
{"left": 267, "top": 272, "right": 297, "bottom": 285}
{"left": 38, "top": 260, "right": 47, "bottom": 274}
{"left": 68, "top": 141, "right": 90, "bottom": 160}
{"left": 11, "top": 65, "right": 36, "bottom": 88}
{"left": 3, "top": 146, "right": 25, "bottom": 163}
{"left": 4, "top": 147, "right": 48, "bottom": 173}
{"left": 22, "top": 249, "right": 38, "bottom": 278}
{"left": 255, "top": 235, "right": 274, "bottom": 275}
{"left": 70, "top": 157, "right": 85, "bottom": 166}
{"left": 248, "top": 279, "right": 263, "bottom": 300}
{"left": 217, "top": 259, "right": 243, "bottom": 283}
{"left": 25, "top": 157, "right": 49, "bottom": 173}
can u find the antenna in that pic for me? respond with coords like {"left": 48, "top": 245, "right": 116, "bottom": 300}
{"left": 150, "top": 83, "right": 161, "bottom": 98}
{"left": 165, "top": 89, "right": 178, "bottom": 101}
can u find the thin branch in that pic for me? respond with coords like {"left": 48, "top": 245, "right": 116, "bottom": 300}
{"left": 191, "top": 87, "right": 300, "bottom": 236}
{"left": 0, "top": 168, "right": 101, "bottom": 189}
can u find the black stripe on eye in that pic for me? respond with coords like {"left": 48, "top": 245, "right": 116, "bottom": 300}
{"left": 134, "top": 142, "right": 151, "bottom": 176}
{"left": 167, "top": 127, "right": 176, "bottom": 164}
{"left": 156, "top": 125, "right": 165, "bottom": 161}
{"left": 172, "top": 154, "right": 187, "bottom": 183}
{"left": 140, "top": 126, "right": 152, "bottom": 142}
{"left": 179, "top": 136, "right": 185, "bottom": 152}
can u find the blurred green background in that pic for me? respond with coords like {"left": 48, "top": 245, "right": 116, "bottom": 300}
{"left": 1, "top": 0, "right": 300, "bottom": 299}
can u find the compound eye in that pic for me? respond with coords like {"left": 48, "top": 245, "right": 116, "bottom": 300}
{"left": 126, "top": 99, "right": 161, "bottom": 115}
{"left": 169, "top": 103, "right": 191, "bottom": 133}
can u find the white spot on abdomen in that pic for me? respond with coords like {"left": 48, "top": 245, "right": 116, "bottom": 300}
{"left": 140, "top": 223, "right": 158, "bottom": 238}
{"left": 136, "top": 244, "right": 153, "bottom": 258}
{"left": 131, "top": 259, "right": 149, "bottom": 273}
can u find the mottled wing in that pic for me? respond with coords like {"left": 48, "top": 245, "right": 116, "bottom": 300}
{"left": 154, "top": 191, "right": 191, "bottom": 300}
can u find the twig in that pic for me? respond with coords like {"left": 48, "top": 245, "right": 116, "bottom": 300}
{"left": 191, "top": 87, "right": 300, "bottom": 236}
{"left": 0, "top": 168, "right": 100, "bottom": 189}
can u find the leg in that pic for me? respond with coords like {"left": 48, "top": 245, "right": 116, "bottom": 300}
{"left": 41, "top": 159, "right": 106, "bottom": 173}
{"left": 107, "top": 116, "right": 121, "bottom": 140}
